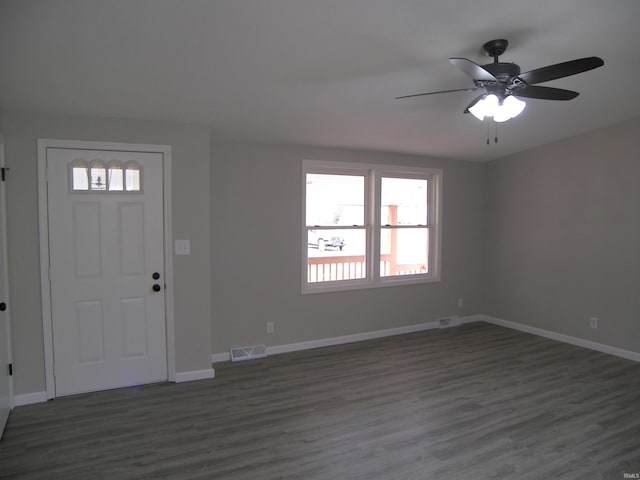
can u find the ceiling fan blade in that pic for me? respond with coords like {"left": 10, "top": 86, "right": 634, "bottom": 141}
{"left": 463, "top": 94, "right": 487, "bottom": 113}
{"left": 513, "top": 85, "right": 579, "bottom": 100}
{"left": 449, "top": 58, "right": 497, "bottom": 82}
{"left": 395, "top": 87, "right": 478, "bottom": 100}
{"left": 518, "top": 57, "right": 604, "bottom": 85}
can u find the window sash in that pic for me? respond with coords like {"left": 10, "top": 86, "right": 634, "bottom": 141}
{"left": 379, "top": 225, "right": 430, "bottom": 278}
{"left": 380, "top": 176, "right": 428, "bottom": 226}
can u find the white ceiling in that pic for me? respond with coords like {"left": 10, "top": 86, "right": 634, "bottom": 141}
{"left": 1, "top": 0, "right": 639, "bottom": 161}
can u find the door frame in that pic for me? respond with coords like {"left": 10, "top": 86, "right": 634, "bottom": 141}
{"left": 37, "top": 139, "right": 176, "bottom": 399}
{"left": 0, "top": 134, "right": 14, "bottom": 415}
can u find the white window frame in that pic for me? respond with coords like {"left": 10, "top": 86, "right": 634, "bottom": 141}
{"left": 302, "top": 160, "right": 442, "bottom": 294}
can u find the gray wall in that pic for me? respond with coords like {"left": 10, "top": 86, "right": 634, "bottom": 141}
{"left": 4, "top": 106, "right": 637, "bottom": 397}
{"left": 1, "top": 110, "right": 212, "bottom": 395}
{"left": 485, "top": 117, "right": 640, "bottom": 352}
{"left": 210, "top": 141, "right": 487, "bottom": 353}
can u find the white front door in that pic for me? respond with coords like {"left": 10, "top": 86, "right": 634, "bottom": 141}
{"left": 46, "top": 147, "right": 167, "bottom": 397}
{"left": 0, "top": 135, "right": 12, "bottom": 436}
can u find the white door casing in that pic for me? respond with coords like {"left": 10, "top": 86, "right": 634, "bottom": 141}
{"left": 0, "top": 134, "right": 14, "bottom": 435}
{"left": 38, "top": 140, "right": 175, "bottom": 398}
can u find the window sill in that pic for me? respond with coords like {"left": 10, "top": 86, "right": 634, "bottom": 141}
{"left": 302, "top": 274, "right": 441, "bottom": 295}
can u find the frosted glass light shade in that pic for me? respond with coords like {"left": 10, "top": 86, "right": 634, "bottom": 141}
{"left": 469, "top": 94, "right": 499, "bottom": 121}
{"left": 494, "top": 95, "right": 526, "bottom": 122}
{"left": 469, "top": 94, "right": 526, "bottom": 122}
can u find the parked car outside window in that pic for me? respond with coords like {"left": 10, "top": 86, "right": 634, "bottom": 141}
{"left": 308, "top": 230, "right": 345, "bottom": 251}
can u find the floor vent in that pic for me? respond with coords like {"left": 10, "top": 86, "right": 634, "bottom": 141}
{"left": 437, "top": 316, "right": 461, "bottom": 329}
{"left": 230, "top": 345, "right": 267, "bottom": 362}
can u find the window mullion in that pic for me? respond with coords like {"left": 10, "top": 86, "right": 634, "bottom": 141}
{"left": 370, "top": 170, "right": 381, "bottom": 282}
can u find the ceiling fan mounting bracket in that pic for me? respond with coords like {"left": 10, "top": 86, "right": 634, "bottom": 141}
{"left": 483, "top": 39, "right": 509, "bottom": 62}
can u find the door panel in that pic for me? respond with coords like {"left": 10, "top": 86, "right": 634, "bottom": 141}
{"left": 47, "top": 148, "right": 167, "bottom": 397}
{"left": 75, "top": 300, "right": 105, "bottom": 363}
{"left": 72, "top": 202, "right": 102, "bottom": 277}
{"left": 119, "top": 202, "right": 145, "bottom": 275}
{"left": 121, "top": 297, "right": 148, "bottom": 358}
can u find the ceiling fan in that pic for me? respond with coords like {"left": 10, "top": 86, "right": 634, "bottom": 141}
{"left": 396, "top": 39, "right": 604, "bottom": 122}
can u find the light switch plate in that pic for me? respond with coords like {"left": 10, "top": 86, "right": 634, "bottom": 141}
{"left": 175, "top": 239, "right": 191, "bottom": 256}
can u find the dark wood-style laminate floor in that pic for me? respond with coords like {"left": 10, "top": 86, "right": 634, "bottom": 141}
{"left": 1, "top": 322, "right": 639, "bottom": 480}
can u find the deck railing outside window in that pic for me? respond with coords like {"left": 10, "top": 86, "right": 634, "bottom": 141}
{"left": 307, "top": 254, "right": 426, "bottom": 283}
{"left": 307, "top": 205, "right": 427, "bottom": 283}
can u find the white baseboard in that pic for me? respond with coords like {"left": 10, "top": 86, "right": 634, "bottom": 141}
{"left": 211, "top": 352, "right": 231, "bottom": 363}
{"left": 211, "top": 314, "right": 639, "bottom": 365}
{"left": 459, "top": 314, "right": 485, "bottom": 325}
{"left": 480, "top": 315, "right": 640, "bottom": 363}
{"left": 212, "top": 316, "right": 483, "bottom": 363}
{"left": 14, "top": 391, "right": 48, "bottom": 407}
{"left": 267, "top": 321, "right": 439, "bottom": 356}
{"left": 175, "top": 368, "right": 215, "bottom": 383}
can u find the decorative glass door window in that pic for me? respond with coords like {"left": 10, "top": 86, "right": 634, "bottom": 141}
{"left": 124, "top": 162, "right": 141, "bottom": 191}
{"left": 89, "top": 161, "right": 107, "bottom": 191}
{"left": 107, "top": 162, "right": 124, "bottom": 191}
{"left": 71, "top": 159, "right": 142, "bottom": 192}
{"left": 71, "top": 162, "right": 89, "bottom": 190}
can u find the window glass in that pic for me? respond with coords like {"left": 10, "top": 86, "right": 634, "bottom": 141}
{"left": 125, "top": 163, "right": 141, "bottom": 191}
{"left": 305, "top": 173, "right": 366, "bottom": 284}
{"left": 380, "top": 227, "right": 429, "bottom": 277}
{"left": 107, "top": 162, "right": 124, "bottom": 191}
{"left": 306, "top": 174, "right": 364, "bottom": 226}
{"left": 70, "top": 159, "right": 142, "bottom": 193}
{"left": 307, "top": 229, "right": 366, "bottom": 283}
{"left": 72, "top": 162, "right": 89, "bottom": 191}
{"left": 379, "top": 177, "right": 429, "bottom": 278}
{"left": 381, "top": 177, "right": 427, "bottom": 225}
{"left": 90, "top": 162, "right": 107, "bottom": 191}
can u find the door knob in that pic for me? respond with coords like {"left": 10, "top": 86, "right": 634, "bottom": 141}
{"left": 0, "top": 302, "right": 6, "bottom": 311}
{"left": 152, "top": 284, "right": 162, "bottom": 292}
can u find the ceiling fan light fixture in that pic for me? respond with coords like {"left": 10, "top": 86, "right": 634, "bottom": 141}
{"left": 469, "top": 94, "right": 499, "bottom": 121}
{"left": 492, "top": 110, "right": 511, "bottom": 122}
{"left": 396, "top": 39, "right": 603, "bottom": 127}
{"left": 503, "top": 95, "right": 526, "bottom": 117}
{"left": 470, "top": 94, "right": 526, "bottom": 122}
{"left": 468, "top": 104, "right": 485, "bottom": 121}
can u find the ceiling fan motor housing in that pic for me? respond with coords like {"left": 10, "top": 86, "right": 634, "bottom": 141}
{"left": 477, "top": 39, "right": 522, "bottom": 92}
{"left": 482, "top": 62, "right": 520, "bottom": 79}
{"left": 474, "top": 63, "right": 523, "bottom": 96}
